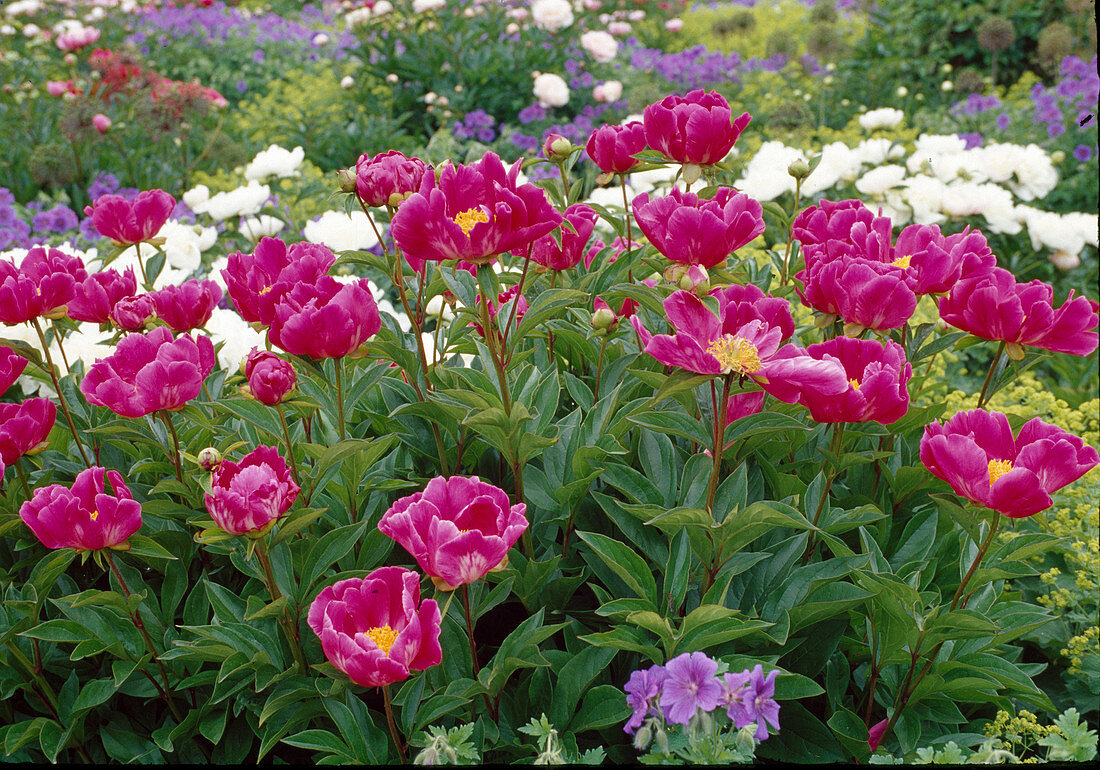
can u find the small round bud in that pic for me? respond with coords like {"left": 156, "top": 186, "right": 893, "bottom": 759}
{"left": 1051, "top": 149, "right": 1066, "bottom": 163}
{"left": 340, "top": 75, "right": 354, "bottom": 89}
{"left": 542, "top": 133, "right": 573, "bottom": 160}
{"left": 591, "top": 306, "right": 616, "bottom": 332}
{"left": 788, "top": 158, "right": 811, "bottom": 179}
{"left": 337, "top": 167, "right": 356, "bottom": 193}
{"left": 895, "top": 86, "right": 908, "bottom": 97}
{"left": 196, "top": 447, "right": 222, "bottom": 472}
{"left": 386, "top": 73, "right": 399, "bottom": 83}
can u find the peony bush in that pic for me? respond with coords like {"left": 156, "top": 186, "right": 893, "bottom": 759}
{"left": 1, "top": 0, "right": 1098, "bottom": 766}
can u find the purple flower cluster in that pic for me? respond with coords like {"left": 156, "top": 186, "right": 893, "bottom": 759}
{"left": 509, "top": 100, "right": 627, "bottom": 157}
{"left": 624, "top": 653, "right": 781, "bottom": 741}
{"left": 452, "top": 109, "right": 498, "bottom": 143}
{"left": 951, "top": 93, "right": 1002, "bottom": 116}
{"left": 628, "top": 40, "right": 812, "bottom": 91}
{"left": 31, "top": 205, "right": 79, "bottom": 235}
{"left": 1029, "top": 56, "right": 1099, "bottom": 141}
{"left": 0, "top": 188, "right": 32, "bottom": 251}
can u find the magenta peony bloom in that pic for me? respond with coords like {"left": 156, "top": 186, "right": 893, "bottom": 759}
{"left": 20, "top": 466, "right": 141, "bottom": 551}
{"left": 109, "top": 294, "right": 157, "bottom": 331}
{"left": 643, "top": 90, "right": 751, "bottom": 165}
{"left": 68, "top": 268, "right": 137, "bottom": 324}
{"left": 308, "top": 567, "right": 442, "bottom": 688}
{"left": 524, "top": 203, "right": 598, "bottom": 270}
{"left": 268, "top": 276, "right": 381, "bottom": 359}
{"left": 378, "top": 475, "right": 529, "bottom": 590}
{"left": 0, "top": 398, "right": 56, "bottom": 466}
{"left": 640, "top": 289, "right": 848, "bottom": 403}
{"left": 390, "top": 151, "right": 563, "bottom": 267}
{"left": 793, "top": 198, "right": 883, "bottom": 270}
{"left": 920, "top": 409, "right": 1099, "bottom": 518}
{"left": 80, "top": 326, "right": 215, "bottom": 418}
{"left": 624, "top": 665, "right": 667, "bottom": 735}
{"left": 584, "top": 235, "right": 629, "bottom": 270}
{"left": 868, "top": 718, "right": 889, "bottom": 751}
{"left": 938, "top": 267, "right": 1099, "bottom": 357}
{"left": 222, "top": 237, "right": 337, "bottom": 326}
{"left": 473, "top": 286, "right": 529, "bottom": 345}
{"left": 1, "top": 345, "right": 27, "bottom": 394}
{"left": 633, "top": 187, "right": 764, "bottom": 268}
{"left": 798, "top": 257, "right": 918, "bottom": 330}
{"left": 355, "top": 150, "right": 430, "bottom": 207}
{"left": 794, "top": 337, "right": 911, "bottom": 424}
{"left": 204, "top": 445, "right": 299, "bottom": 535}
{"left": 83, "top": 189, "right": 175, "bottom": 244}
{"left": 0, "top": 248, "right": 85, "bottom": 324}
{"left": 244, "top": 348, "right": 296, "bottom": 406}
{"left": 659, "top": 652, "right": 724, "bottom": 726}
{"left": 585, "top": 121, "right": 647, "bottom": 174}
{"left": 889, "top": 224, "right": 995, "bottom": 295}
{"left": 150, "top": 279, "right": 222, "bottom": 333}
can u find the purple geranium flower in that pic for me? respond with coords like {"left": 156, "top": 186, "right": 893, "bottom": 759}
{"left": 659, "top": 652, "right": 723, "bottom": 726}
{"left": 624, "top": 665, "right": 667, "bottom": 734}
{"left": 746, "top": 665, "right": 781, "bottom": 740}
{"left": 720, "top": 670, "right": 754, "bottom": 728}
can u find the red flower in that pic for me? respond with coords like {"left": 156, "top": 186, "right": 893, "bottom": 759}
{"left": 643, "top": 90, "right": 751, "bottom": 165}
{"left": 308, "top": 567, "right": 442, "bottom": 688}
{"left": 222, "top": 238, "right": 336, "bottom": 326}
{"left": 633, "top": 187, "right": 764, "bottom": 268}
{"left": 390, "top": 152, "right": 562, "bottom": 267}
{"left": 524, "top": 203, "right": 598, "bottom": 270}
{"left": 20, "top": 467, "right": 141, "bottom": 551}
{"left": 355, "top": 150, "right": 430, "bottom": 207}
{"left": 0, "top": 398, "right": 56, "bottom": 466}
{"left": 84, "top": 190, "right": 175, "bottom": 245}
{"left": 1, "top": 345, "right": 28, "bottom": 394}
{"left": 150, "top": 279, "right": 222, "bottom": 333}
{"left": 268, "top": 277, "right": 381, "bottom": 359}
{"left": 109, "top": 294, "right": 157, "bottom": 331}
{"left": 0, "top": 248, "right": 85, "bottom": 324}
{"left": 921, "top": 409, "right": 1099, "bottom": 517}
{"left": 795, "top": 337, "right": 912, "bottom": 424}
{"left": 798, "top": 256, "right": 917, "bottom": 331}
{"left": 205, "top": 445, "right": 299, "bottom": 536}
{"left": 244, "top": 349, "right": 296, "bottom": 406}
{"left": 68, "top": 268, "right": 138, "bottom": 324}
{"left": 585, "top": 121, "right": 647, "bottom": 174}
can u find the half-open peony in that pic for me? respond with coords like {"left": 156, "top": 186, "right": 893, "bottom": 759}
{"left": 585, "top": 122, "right": 647, "bottom": 174}
{"left": 222, "top": 237, "right": 337, "bottom": 326}
{"left": 378, "top": 475, "right": 529, "bottom": 590}
{"left": 308, "top": 567, "right": 442, "bottom": 688}
{"left": 390, "top": 152, "right": 562, "bottom": 267}
{"left": 643, "top": 89, "right": 751, "bottom": 165}
{"left": 80, "top": 326, "right": 216, "bottom": 418}
{"left": 20, "top": 466, "right": 142, "bottom": 551}
{"left": 268, "top": 276, "right": 381, "bottom": 359}
{"left": 0, "top": 247, "right": 85, "bottom": 324}
{"left": 798, "top": 257, "right": 917, "bottom": 331}
{"left": 244, "top": 349, "right": 296, "bottom": 406}
{"left": 524, "top": 203, "right": 597, "bottom": 271}
{"left": 0, "top": 398, "right": 56, "bottom": 466}
{"left": 1, "top": 345, "right": 27, "bottom": 394}
{"left": 150, "top": 279, "right": 223, "bottom": 333}
{"left": 84, "top": 189, "right": 175, "bottom": 245}
{"left": 632, "top": 187, "right": 764, "bottom": 268}
{"left": 355, "top": 149, "right": 430, "bottom": 207}
{"left": 920, "top": 409, "right": 1099, "bottom": 518}
{"left": 109, "top": 294, "right": 157, "bottom": 331}
{"left": 204, "top": 445, "right": 299, "bottom": 536}
{"left": 67, "top": 267, "right": 137, "bottom": 324}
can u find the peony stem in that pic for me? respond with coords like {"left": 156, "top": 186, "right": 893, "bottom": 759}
{"left": 15, "top": 457, "right": 33, "bottom": 499}
{"left": 30, "top": 318, "right": 92, "bottom": 468}
{"left": 460, "top": 583, "right": 480, "bottom": 677}
{"left": 951, "top": 515, "right": 1001, "bottom": 611}
{"left": 500, "top": 243, "right": 533, "bottom": 357}
{"left": 593, "top": 335, "right": 609, "bottom": 398}
{"left": 4, "top": 640, "right": 94, "bottom": 762}
{"left": 51, "top": 322, "right": 71, "bottom": 373}
{"left": 381, "top": 684, "right": 407, "bottom": 762}
{"left": 158, "top": 411, "right": 183, "bottom": 484}
{"left": 254, "top": 537, "right": 308, "bottom": 675}
{"left": 801, "top": 422, "right": 847, "bottom": 564}
{"left": 976, "top": 340, "right": 1006, "bottom": 408}
{"left": 780, "top": 176, "right": 804, "bottom": 287}
{"left": 704, "top": 375, "right": 733, "bottom": 516}
{"left": 275, "top": 403, "right": 301, "bottom": 487}
{"left": 620, "top": 174, "right": 634, "bottom": 264}
{"left": 334, "top": 357, "right": 346, "bottom": 441}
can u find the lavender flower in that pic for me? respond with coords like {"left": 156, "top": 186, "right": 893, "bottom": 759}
{"left": 720, "top": 671, "right": 754, "bottom": 728}
{"left": 744, "top": 665, "right": 781, "bottom": 740}
{"left": 624, "top": 665, "right": 667, "bottom": 735}
{"left": 659, "top": 652, "right": 723, "bottom": 726}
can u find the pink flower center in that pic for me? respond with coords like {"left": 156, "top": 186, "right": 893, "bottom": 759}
{"left": 988, "top": 459, "right": 1013, "bottom": 486}
{"left": 454, "top": 208, "right": 489, "bottom": 236}
{"left": 891, "top": 254, "right": 912, "bottom": 269}
{"left": 362, "top": 625, "right": 398, "bottom": 656}
{"left": 706, "top": 335, "right": 762, "bottom": 375}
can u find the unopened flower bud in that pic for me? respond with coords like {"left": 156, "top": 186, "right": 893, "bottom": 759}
{"left": 1051, "top": 149, "right": 1066, "bottom": 163}
{"left": 1049, "top": 248, "right": 1079, "bottom": 270}
{"left": 682, "top": 162, "right": 703, "bottom": 185}
{"left": 895, "top": 86, "right": 908, "bottom": 97}
{"left": 386, "top": 73, "right": 399, "bottom": 83}
{"left": 788, "top": 157, "right": 811, "bottom": 179}
{"left": 591, "top": 306, "right": 616, "bottom": 332}
{"left": 337, "top": 167, "right": 356, "bottom": 193}
{"left": 340, "top": 75, "right": 354, "bottom": 89}
{"left": 633, "top": 721, "right": 653, "bottom": 751}
{"left": 542, "top": 133, "right": 573, "bottom": 160}
{"left": 196, "top": 447, "right": 222, "bottom": 472}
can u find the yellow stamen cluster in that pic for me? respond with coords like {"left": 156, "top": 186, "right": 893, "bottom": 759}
{"left": 90, "top": 509, "right": 99, "bottom": 522}
{"left": 988, "top": 459, "right": 1013, "bottom": 486}
{"left": 705, "top": 335, "right": 762, "bottom": 375}
{"left": 363, "top": 625, "right": 398, "bottom": 656}
{"left": 454, "top": 208, "right": 489, "bottom": 236}
{"left": 849, "top": 378, "right": 861, "bottom": 390}
{"left": 891, "top": 254, "right": 912, "bottom": 269}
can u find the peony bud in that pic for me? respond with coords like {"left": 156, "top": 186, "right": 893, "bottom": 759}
{"left": 787, "top": 157, "right": 811, "bottom": 179}
{"left": 337, "top": 167, "right": 356, "bottom": 193}
{"left": 340, "top": 75, "right": 355, "bottom": 89}
{"left": 196, "top": 447, "right": 222, "bottom": 472}
{"left": 591, "top": 306, "right": 616, "bottom": 332}
{"left": 92, "top": 113, "right": 111, "bottom": 133}
{"left": 543, "top": 133, "right": 573, "bottom": 160}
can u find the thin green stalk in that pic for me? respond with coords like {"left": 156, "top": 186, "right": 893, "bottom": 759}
{"left": 500, "top": 243, "right": 533, "bottom": 357}
{"left": 780, "top": 177, "right": 803, "bottom": 287}
{"left": 275, "top": 403, "right": 301, "bottom": 487}
{"left": 158, "top": 410, "right": 183, "bottom": 484}
{"left": 801, "top": 422, "right": 847, "bottom": 564}
{"left": 976, "top": 340, "right": 1006, "bottom": 408}
{"left": 30, "top": 318, "right": 91, "bottom": 467}
{"left": 253, "top": 538, "right": 308, "bottom": 675}
{"left": 334, "top": 357, "right": 346, "bottom": 441}
{"left": 704, "top": 375, "right": 733, "bottom": 515}
{"left": 382, "top": 684, "right": 407, "bottom": 762}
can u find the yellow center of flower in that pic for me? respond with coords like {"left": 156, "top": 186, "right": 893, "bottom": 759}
{"left": 705, "top": 335, "right": 762, "bottom": 375}
{"left": 454, "top": 208, "right": 489, "bottom": 236}
{"left": 258, "top": 285, "right": 273, "bottom": 296}
{"left": 891, "top": 254, "right": 912, "bottom": 269}
{"left": 988, "top": 459, "right": 1013, "bottom": 486}
{"left": 363, "top": 625, "right": 398, "bottom": 656}
{"left": 89, "top": 509, "right": 99, "bottom": 521}
{"left": 849, "top": 378, "right": 861, "bottom": 390}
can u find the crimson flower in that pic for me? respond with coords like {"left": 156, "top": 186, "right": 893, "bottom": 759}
{"left": 20, "top": 466, "right": 141, "bottom": 551}
{"left": 1, "top": 345, "right": 28, "bottom": 394}
{"left": 633, "top": 187, "right": 764, "bottom": 268}
{"left": 68, "top": 268, "right": 137, "bottom": 324}
{"left": 84, "top": 189, "right": 175, "bottom": 244}
{"left": 390, "top": 152, "right": 562, "bottom": 267}
{"left": 585, "top": 122, "right": 647, "bottom": 174}
{"left": 150, "top": 279, "right": 222, "bottom": 333}
{"left": 268, "top": 277, "right": 381, "bottom": 359}
{"left": 308, "top": 567, "right": 442, "bottom": 688}
{"left": 796, "top": 337, "right": 912, "bottom": 424}
{"left": 643, "top": 89, "right": 751, "bottom": 165}
{"left": 0, "top": 398, "right": 56, "bottom": 466}
{"left": 524, "top": 203, "right": 598, "bottom": 271}
{"left": 920, "top": 409, "right": 1099, "bottom": 517}
{"left": 109, "top": 294, "right": 157, "bottom": 331}
{"left": 355, "top": 150, "right": 430, "bottom": 208}
{"left": 204, "top": 445, "right": 299, "bottom": 536}
{"left": 0, "top": 248, "right": 85, "bottom": 324}
{"left": 244, "top": 349, "right": 296, "bottom": 405}
{"left": 222, "top": 237, "right": 337, "bottom": 326}
{"left": 798, "top": 257, "right": 917, "bottom": 331}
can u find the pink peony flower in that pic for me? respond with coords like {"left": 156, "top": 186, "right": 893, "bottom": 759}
{"left": 80, "top": 326, "right": 216, "bottom": 418}
{"left": 244, "top": 348, "right": 296, "bottom": 406}
{"left": 797, "top": 257, "right": 917, "bottom": 331}
{"left": 524, "top": 203, "right": 598, "bottom": 270}
{"left": 84, "top": 190, "right": 176, "bottom": 245}
{"left": 642, "top": 89, "right": 751, "bottom": 165}
{"left": 378, "top": 476, "right": 529, "bottom": 590}
{"left": 0, "top": 398, "right": 56, "bottom": 466}
{"left": 633, "top": 187, "right": 764, "bottom": 268}
{"left": 889, "top": 224, "right": 995, "bottom": 295}
{"left": 91, "top": 113, "right": 112, "bottom": 134}
{"left": 204, "top": 445, "right": 299, "bottom": 535}
{"left": 20, "top": 466, "right": 141, "bottom": 551}
{"left": 109, "top": 294, "right": 157, "bottom": 331}
{"left": 793, "top": 198, "right": 882, "bottom": 271}
{"left": 355, "top": 149, "right": 430, "bottom": 208}
{"left": 222, "top": 237, "right": 337, "bottom": 326}
{"left": 68, "top": 268, "right": 137, "bottom": 324}
{"left": 584, "top": 235, "right": 628, "bottom": 270}
{"left": 795, "top": 337, "right": 912, "bottom": 424}
{"left": 308, "top": 567, "right": 442, "bottom": 688}
{"left": 585, "top": 121, "right": 647, "bottom": 174}
{"left": 868, "top": 718, "right": 889, "bottom": 751}
{"left": 473, "top": 286, "right": 528, "bottom": 345}
{"left": 56, "top": 26, "right": 100, "bottom": 51}
{"left": 636, "top": 287, "right": 848, "bottom": 405}
{"left": 1, "top": 345, "right": 28, "bottom": 394}
{"left": 938, "top": 267, "right": 1099, "bottom": 357}
{"left": 0, "top": 248, "right": 86, "bottom": 324}
{"left": 920, "top": 409, "right": 1099, "bottom": 518}
{"left": 390, "top": 151, "right": 563, "bottom": 267}
{"left": 150, "top": 279, "right": 222, "bottom": 333}
{"left": 268, "top": 276, "right": 381, "bottom": 359}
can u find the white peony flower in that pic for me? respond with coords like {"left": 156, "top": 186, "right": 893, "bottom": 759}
{"left": 592, "top": 79, "right": 622, "bottom": 103}
{"left": 182, "top": 184, "right": 210, "bottom": 210}
{"left": 206, "top": 308, "right": 266, "bottom": 373}
{"left": 239, "top": 215, "right": 285, "bottom": 241}
{"left": 191, "top": 181, "right": 272, "bottom": 221}
{"left": 531, "top": 0, "right": 573, "bottom": 31}
{"left": 801, "top": 141, "right": 859, "bottom": 197}
{"left": 156, "top": 220, "right": 217, "bottom": 273}
{"left": 900, "top": 175, "right": 947, "bottom": 226}
{"left": 533, "top": 72, "right": 569, "bottom": 108}
{"left": 1018, "top": 206, "right": 1093, "bottom": 256}
{"left": 851, "top": 137, "right": 904, "bottom": 168}
{"left": 412, "top": 0, "right": 446, "bottom": 13}
{"left": 302, "top": 210, "right": 380, "bottom": 253}
{"left": 1007, "top": 143, "right": 1058, "bottom": 202}
{"left": 858, "top": 107, "right": 904, "bottom": 131}
{"left": 734, "top": 141, "right": 803, "bottom": 201}
{"left": 345, "top": 6, "right": 372, "bottom": 27}
{"left": 244, "top": 144, "right": 305, "bottom": 182}
{"left": 580, "top": 30, "right": 618, "bottom": 62}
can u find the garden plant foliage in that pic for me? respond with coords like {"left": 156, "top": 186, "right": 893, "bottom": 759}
{"left": 0, "top": 0, "right": 1098, "bottom": 765}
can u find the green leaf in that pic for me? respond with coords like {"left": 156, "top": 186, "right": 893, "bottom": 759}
{"left": 570, "top": 685, "right": 631, "bottom": 733}
{"left": 627, "top": 411, "right": 711, "bottom": 447}
{"left": 73, "top": 678, "right": 117, "bottom": 712}
{"left": 575, "top": 530, "right": 658, "bottom": 606}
